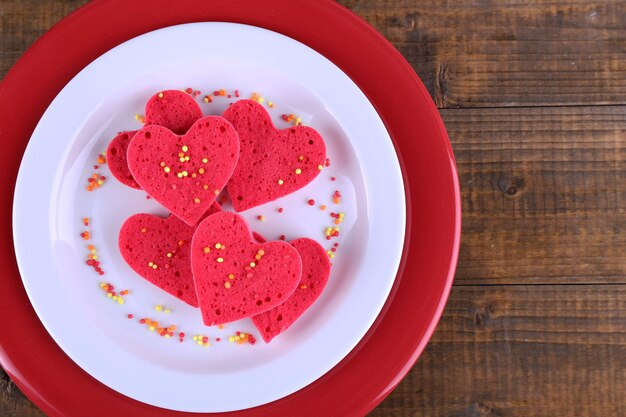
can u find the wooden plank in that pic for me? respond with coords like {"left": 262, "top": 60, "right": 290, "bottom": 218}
{"left": 370, "top": 285, "right": 626, "bottom": 417}
{"left": 336, "top": 0, "right": 626, "bottom": 108}
{"left": 4, "top": 1, "right": 626, "bottom": 108}
{"left": 0, "top": 370, "right": 44, "bottom": 417}
{"left": 445, "top": 105, "right": 626, "bottom": 285}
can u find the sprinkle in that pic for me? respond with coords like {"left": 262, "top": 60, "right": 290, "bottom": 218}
{"left": 217, "top": 257, "right": 224, "bottom": 263}
{"left": 134, "top": 114, "right": 145, "bottom": 123}
{"left": 308, "top": 199, "right": 315, "bottom": 206}
{"left": 298, "top": 155, "right": 304, "bottom": 161}
{"left": 257, "top": 215, "right": 265, "bottom": 221}
{"left": 198, "top": 168, "right": 205, "bottom": 174}
{"left": 194, "top": 197, "right": 201, "bottom": 204}
{"left": 228, "top": 274, "right": 235, "bottom": 280}
{"left": 203, "top": 185, "right": 209, "bottom": 190}
{"left": 278, "top": 179, "right": 284, "bottom": 185}
{"left": 295, "top": 168, "right": 302, "bottom": 175}
{"left": 158, "top": 92, "right": 164, "bottom": 98}
{"left": 203, "top": 95, "right": 213, "bottom": 103}
{"left": 224, "top": 282, "right": 231, "bottom": 289}
{"left": 178, "top": 240, "right": 185, "bottom": 246}
{"left": 127, "top": 314, "right": 133, "bottom": 319}
{"left": 203, "top": 247, "right": 211, "bottom": 253}
{"left": 268, "top": 101, "right": 274, "bottom": 108}
{"left": 202, "top": 158, "right": 208, "bottom": 163}
{"left": 278, "top": 207, "right": 284, "bottom": 213}
{"left": 182, "top": 145, "right": 189, "bottom": 152}
{"left": 280, "top": 235, "right": 286, "bottom": 240}
{"left": 83, "top": 217, "right": 90, "bottom": 226}
{"left": 155, "top": 305, "right": 163, "bottom": 312}
{"left": 318, "top": 164, "right": 324, "bottom": 170}
{"left": 300, "top": 284, "right": 308, "bottom": 289}
{"left": 250, "top": 262, "right": 256, "bottom": 268}
{"left": 320, "top": 205, "right": 327, "bottom": 211}
{"left": 331, "top": 176, "right": 336, "bottom": 181}
{"left": 164, "top": 166, "right": 171, "bottom": 173}
{"left": 215, "top": 243, "right": 222, "bottom": 249}
{"left": 214, "top": 189, "right": 220, "bottom": 195}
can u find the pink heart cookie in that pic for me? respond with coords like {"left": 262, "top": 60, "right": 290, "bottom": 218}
{"left": 118, "top": 202, "right": 222, "bottom": 307}
{"left": 223, "top": 100, "right": 326, "bottom": 211}
{"left": 127, "top": 116, "right": 239, "bottom": 226}
{"left": 252, "top": 238, "right": 330, "bottom": 342}
{"left": 191, "top": 212, "right": 302, "bottom": 326}
{"left": 107, "top": 90, "right": 203, "bottom": 189}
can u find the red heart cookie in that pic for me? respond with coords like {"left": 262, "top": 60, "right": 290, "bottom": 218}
{"left": 107, "top": 130, "right": 140, "bottom": 189}
{"left": 117, "top": 203, "right": 217, "bottom": 307}
{"left": 144, "top": 90, "right": 203, "bottom": 135}
{"left": 107, "top": 90, "right": 203, "bottom": 189}
{"left": 191, "top": 212, "right": 302, "bottom": 326}
{"left": 223, "top": 100, "right": 326, "bottom": 212}
{"left": 127, "top": 116, "right": 240, "bottom": 226}
{"left": 252, "top": 238, "right": 331, "bottom": 343}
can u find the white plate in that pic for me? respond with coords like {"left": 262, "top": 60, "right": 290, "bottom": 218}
{"left": 13, "top": 23, "right": 405, "bottom": 412}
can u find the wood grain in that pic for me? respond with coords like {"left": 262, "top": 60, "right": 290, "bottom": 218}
{"left": 371, "top": 285, "right": 626, "bottom": 417}
{"left": 336, "top": 0, "right": 626, "bottom": 108}
{"left": 446, "top": 105, "right": 626, "bottom": 285}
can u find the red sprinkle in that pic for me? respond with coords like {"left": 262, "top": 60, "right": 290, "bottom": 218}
{"left": 185, "top": 87, "right": 193, "bottom": 94}
{"left": 330, "top": 176, "right": 336, "bottom": 181}
{"left": 127, "top": 314, "right": 134, "bottom": 319}
{"left": 307, "top": 199, "right": 315, "bottom": 206}
{"left": 280, "top": 235, "right": 286, "bottom": 241}
{"left": 278, "top": 207, "right": 284, "bottom": 213}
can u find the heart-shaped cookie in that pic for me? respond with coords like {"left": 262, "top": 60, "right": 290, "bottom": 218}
{"left": 107, "top": 90, "right": 203, "bottom": 189}
{"left": 144, "top": 90, "right": 203, "bottom": 135}
{"left": 107, "top": 130, "right": 140, "bottom": 189}
{"left": 223, "top": 100, "right": 326, "bottom": 212}
{"left": 252, "top": 238, "right": 330, "bottom": 342}
{"left": 127, "top": 116, "right": 240, "bottom": 226}
{"left": 119, "top": 203, "right": 222, "bottom": 307}
{"left": 191, "top": 212, "right": 302, "bottom": 326}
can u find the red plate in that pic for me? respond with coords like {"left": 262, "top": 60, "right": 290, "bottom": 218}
{"left": 0, "top": 0, "right": 460, "bottom": 415}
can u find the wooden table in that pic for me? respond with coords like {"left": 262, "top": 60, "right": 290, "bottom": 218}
{"left": 1, "top": 1, "right": 625, "bottom": 416}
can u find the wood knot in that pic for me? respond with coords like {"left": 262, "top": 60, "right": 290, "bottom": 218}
{"left": 435, "top": 63, "right": 450, "bottom": 108}
{"left": 497, "top": 176, "right": 524, "bottom": 197}
{"left": 474, "top": 305, "right": 493, "bottom": 327}
{"left": 475, "top": 400, "right": 500, "bottom": 417}
{"left": 401, "top": 15, "right": 416, "bottom": 31}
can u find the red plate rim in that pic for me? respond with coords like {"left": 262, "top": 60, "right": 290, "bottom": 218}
{"left": 0, "top": 0, "right": 461, "bottom": 416}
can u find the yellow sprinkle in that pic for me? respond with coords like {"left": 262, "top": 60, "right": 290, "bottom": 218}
{"left": 202, "top": 158, "right": 208, "bottom": 163}
{"left": 215, "top": 243, "right": 222, "bottom": 249}
{"left": 203, "top": 247, "right": 211, "bottom": 253}
{"left": 167, "top": 252, "right": 172, "bottom": 257}
{"left": 149, "top": 326, "right": 155, "bottom": 331}
{"left": 192, "top": 335, "right": 199, "bottom": 341}
{"left": 257, "top": 97, "right": 264, "bottom": 104}
{"left": 229, "top": 336, "right": 235, "bottom": 342}
{"left": 278, "top": 179, "right": 284, "bottom": 185}
{"left": 160, "top": 162, "right": 166, "bottom": 167}
{"left": 258, "top": 249, "right": 265, "bottom": 256}
{"left": 107, "top": 293, "right": 112, "bottom": 298}
{"left": 214, "top": 189, "right": 220, "bottom": 195}
{"left": 164, "top": 166, "right": 171, "bottom": 173}
{"left": 179, "top": 157, "right": 186, "bottom": 163}
{"left": 224, "top": 282, "right": 231, "bottom": 289}
{"left": 203, "top": 185, "right": 209, "bottom": 190}
{"left": 318, "top": 164, "right": 323, "bottom": 170}
{"left": 185, "top": 156, "right": 190, "bottom": 162}
{"left": 198, "top": 168, "right": 205, "bottom": 174}
{"left": 329, "top": 253, "right": 335, "bottom": 259}
{"left": 148, "top": 262, "right": 154, "bottom": 267}
{"left": 182, "top": 145, "right": 188, "bottom": 152}
{"left": 250, "top": 262, "right": 256, "bottom": 268}
{"left": 228, "top": 274, "right": 235, "bottom": 280}
{"left": 295, "top": 168, "right": 302, "bottom": 175}
{"left": 268, "top": 101, "right": 274, "bottom": 108}
{"left": 165, "top": 308, "right": 170, "bottom": 313}
{"left": 217, "top": 257, "right": 224, "bottom": 263}
{"left": 117, "top": 298, "right": 124, "bottom": 304}
{"left": 152, "top": 264, "right": 158, "bottom": 269}
{"left": 295, "top": 118, "right": 302, "bottom": 124}
{"left": 194, "top": 197, "right": 201, "bottom": 203}
{"left": 158, "top": 92, "right": 164, "bottom": 98}
{"left": 177, "top": 172, "right": 183, "bottom": 178}
{"left": 182, "top": 171, "right": 188, "bottom": 177}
